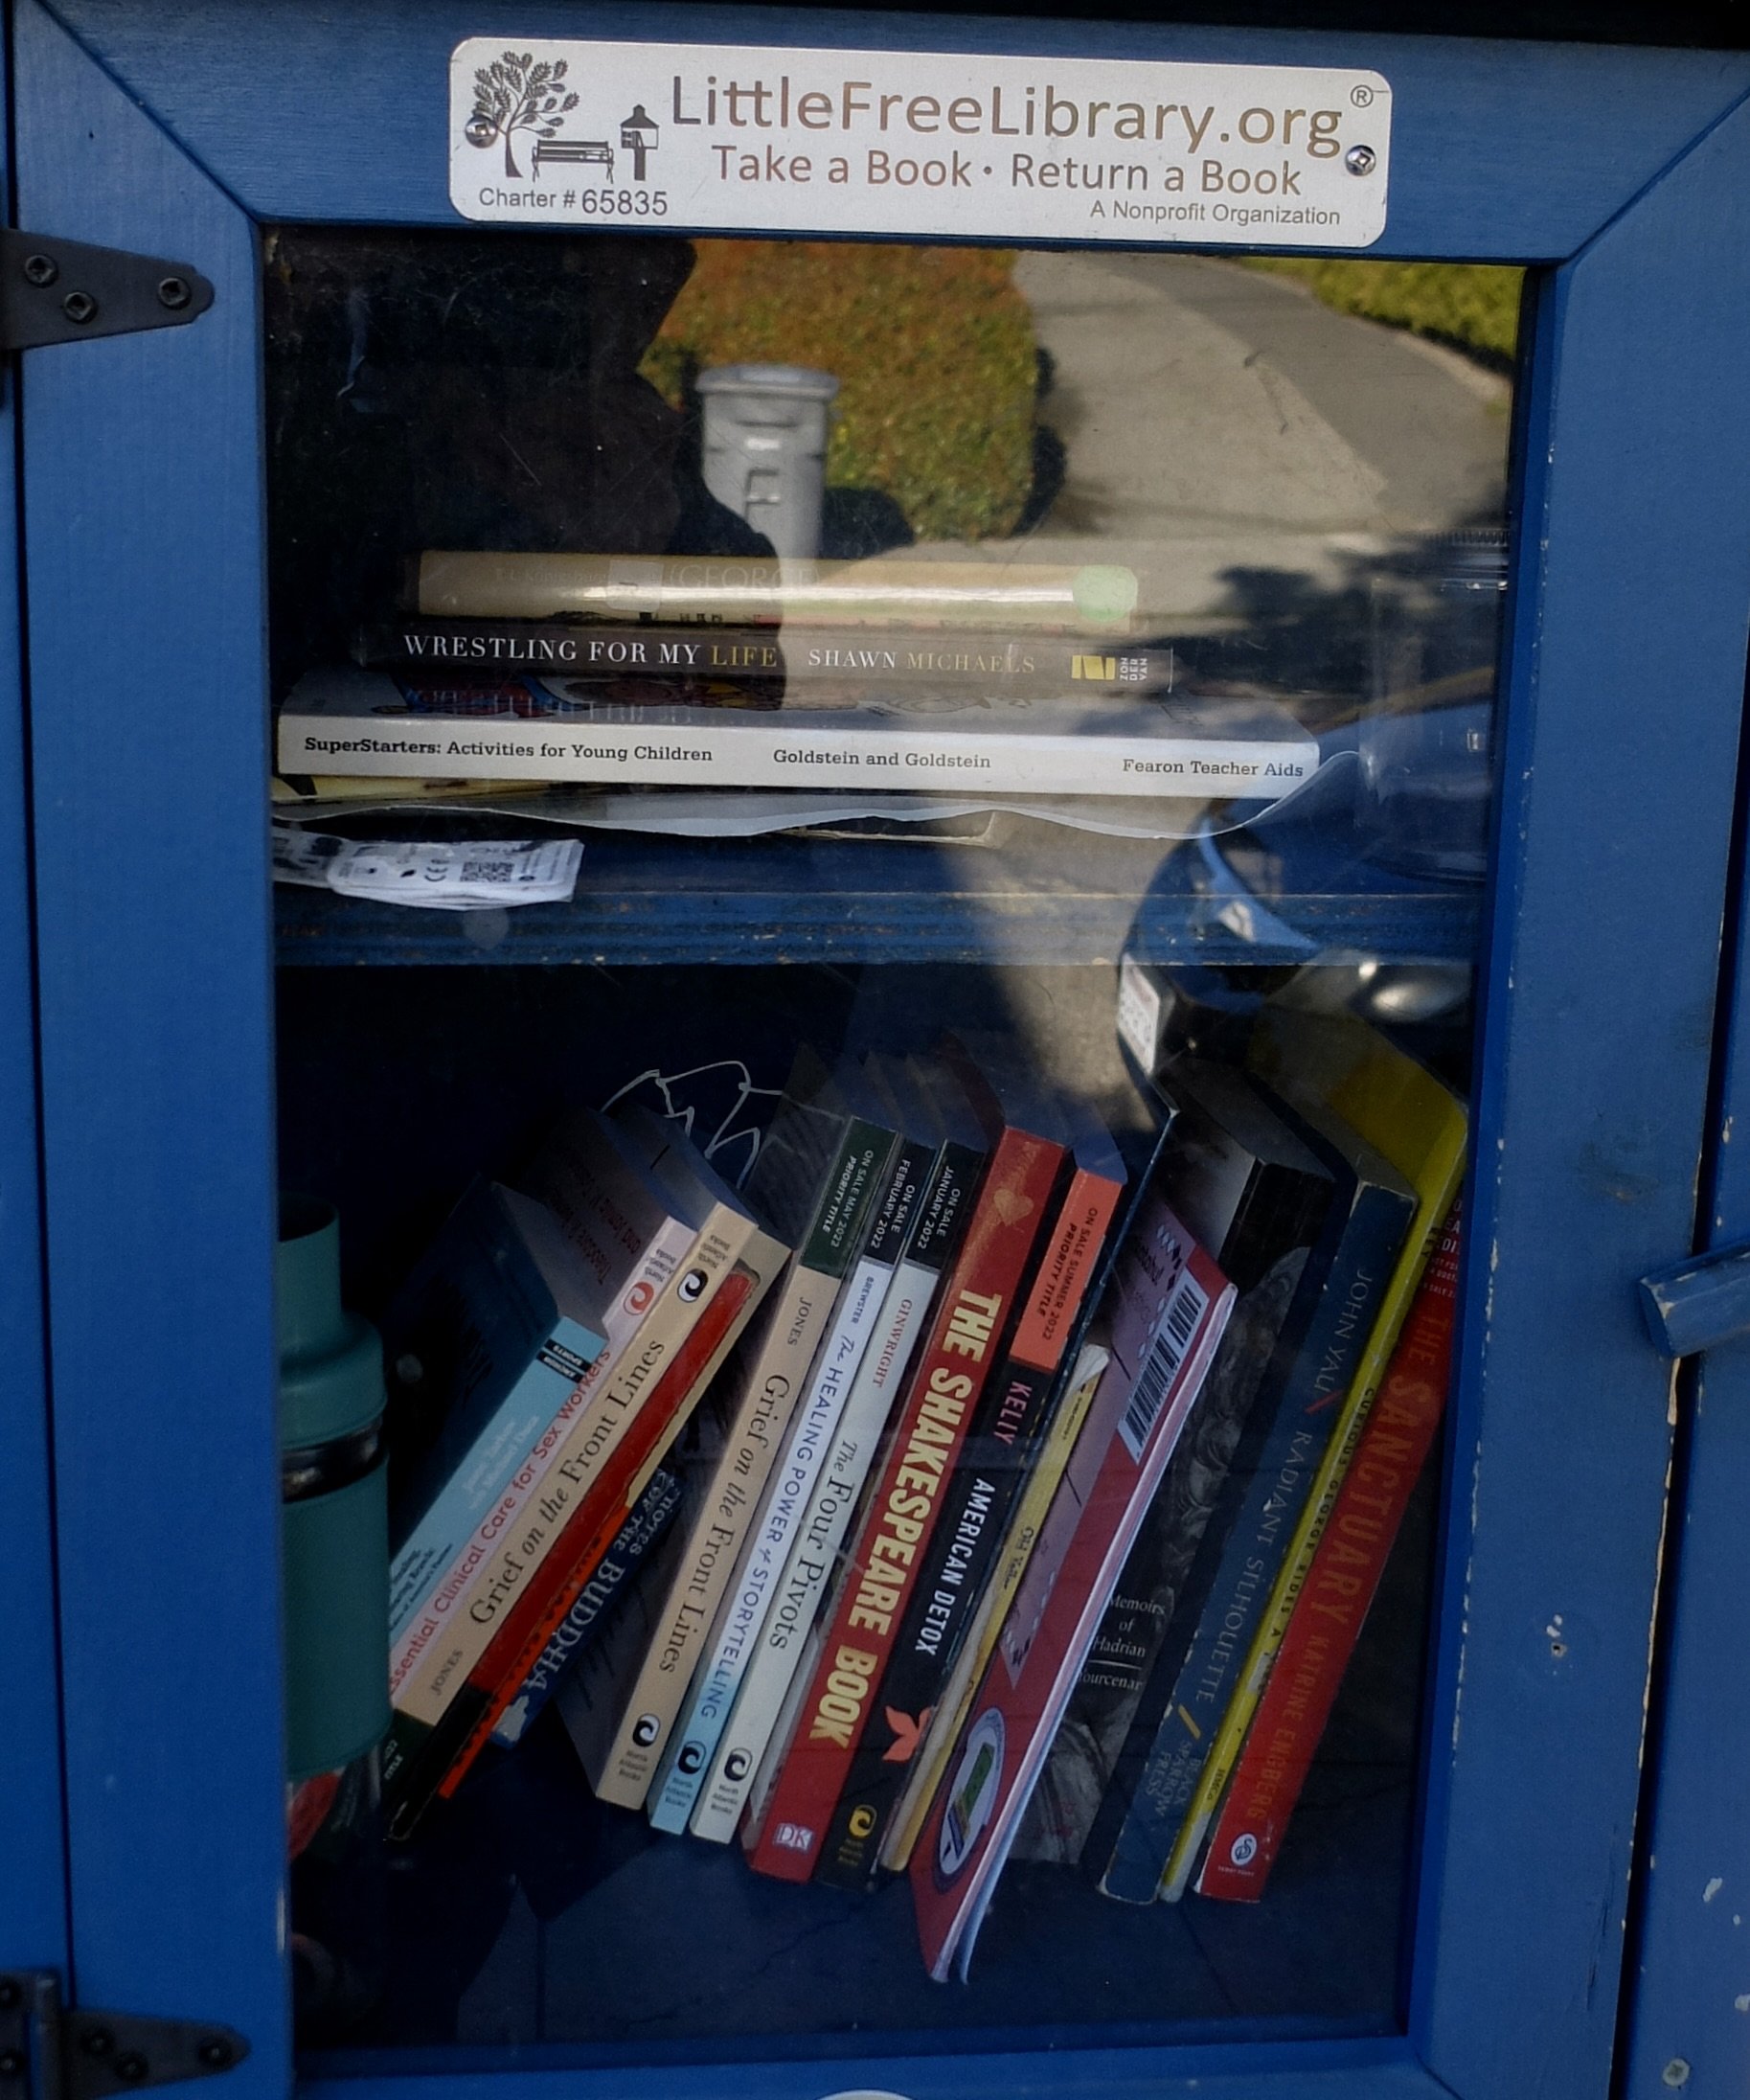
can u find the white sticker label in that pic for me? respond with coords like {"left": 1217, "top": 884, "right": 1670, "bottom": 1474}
{"left": 449, "top": 40, "right": 1390, "bottom": 246}
{"left": 272, "top": 823, "right": 581, "bottom": 911}
{"left": 1116, "top": 954, "right": 1165, "bottom": 1073}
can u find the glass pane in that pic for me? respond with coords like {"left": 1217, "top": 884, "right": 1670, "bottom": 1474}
{"left": 266, "top": 224, "right": 1513, "bottom": 2064}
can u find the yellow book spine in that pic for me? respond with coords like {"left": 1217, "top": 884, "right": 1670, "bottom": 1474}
{"left": 880, "top": 1338, "right": 1110, "bottom": 1873}
{"left": 1159, "top": 1139, "right": 1466, "bottom": 1900}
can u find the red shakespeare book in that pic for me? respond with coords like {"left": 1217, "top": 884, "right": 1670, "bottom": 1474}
{"left": 813, "top": 1108, "right": 1127, "bottom": 1889}
{"left": 745, "top": 1113, "right": 1068, "bottom": 1883}
{"left": 1195, "top": 1200, "right": 1463, "bottom": 1904}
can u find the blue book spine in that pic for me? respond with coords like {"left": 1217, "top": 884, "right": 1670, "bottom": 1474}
{"left": 491, "top": 1468, "right": 688, "bottom": 1747}
{"left": 1095, "top": 1176, "right": 1414, "bottom": 1903}
{"left": 386, "top": 1182, "right": 606, "bottom": 1646}
{"left": 388, "top": 1320, "right": 604, "bottom": 1648}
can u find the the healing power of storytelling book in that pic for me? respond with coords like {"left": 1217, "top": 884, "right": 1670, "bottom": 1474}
{"left": 277, "top": 667, "right": 1316, "bottom": 802}
{"left": 687, "top": 1062, "right": 987, "bottom": 1846}
{"left": 646, "top": 1077, "right": 907, "bottom": 1835}
{"left": 910, "top": 1195, "right": 1234, "bottom": 1983}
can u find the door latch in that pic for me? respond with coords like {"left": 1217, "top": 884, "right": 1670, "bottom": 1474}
{"left": 0, "top": 1973, "right": 246, "bottom": 2100}
{"left": 1640, "top": 1236, "right": 1750, "bottom": 1358}
{"left": 0, "top": 231, "right": 213, "bottom": 352}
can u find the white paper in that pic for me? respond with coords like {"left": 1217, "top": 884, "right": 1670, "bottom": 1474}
{"left": 271, "top": 823, "right": 581, "bottom": 911}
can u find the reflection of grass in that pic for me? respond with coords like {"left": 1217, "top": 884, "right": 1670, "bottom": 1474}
{"left": 643, "top": 241, "right": 1037, "bottom": 541}
{"left": 1248, "top": 259, "right": 1523, "bottom": 369}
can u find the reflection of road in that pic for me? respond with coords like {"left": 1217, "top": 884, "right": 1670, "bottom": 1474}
{"left": 1039, "top": 252, "right": 1509, "bottom": 534}
{"left": 877, "top": 250, "right": 1511, "bottom": 631}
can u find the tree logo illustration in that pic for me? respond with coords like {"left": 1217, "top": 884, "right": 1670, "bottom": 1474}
{"left": 465, "top": 52, "right": 580, "bottom": 178}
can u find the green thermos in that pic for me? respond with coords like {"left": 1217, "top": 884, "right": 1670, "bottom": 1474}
{"left": 278, "top": 1195, "right": 390, "bottom": 2039}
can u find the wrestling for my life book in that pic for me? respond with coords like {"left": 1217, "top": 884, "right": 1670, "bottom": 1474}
{"left": 356, "top": 617, "right": 1176, "bottom": 694}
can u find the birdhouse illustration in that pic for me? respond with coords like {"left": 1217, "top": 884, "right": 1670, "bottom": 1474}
{"left": 621, "top": 104, "right": 659, "bottom": 180}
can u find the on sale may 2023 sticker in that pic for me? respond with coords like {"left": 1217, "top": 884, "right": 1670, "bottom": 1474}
{"left": 449, "top": 39, "right": 1391, "bottom": 246}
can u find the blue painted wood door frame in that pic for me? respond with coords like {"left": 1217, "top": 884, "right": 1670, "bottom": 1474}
{"left": 1623, "top": 488, "right": 1750, "bottom": 2092}
{"left": 14, "top": 4, "right": 1750, "bottom": 2098}
{"left": 0, "top": 10, "right": 70, "bottom": 1994}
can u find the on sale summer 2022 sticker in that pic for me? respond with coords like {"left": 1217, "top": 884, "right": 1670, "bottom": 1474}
{"left": 449, "top": 39, "right": 1391, "bottom": 246}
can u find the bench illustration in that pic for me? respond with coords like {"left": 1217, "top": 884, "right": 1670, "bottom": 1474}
{"left": 532, "top": 138, "right": 614, "bottom": 178}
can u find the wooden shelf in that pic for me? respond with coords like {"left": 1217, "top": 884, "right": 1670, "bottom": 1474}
{"left": 274, "top": 823, "right": 1478, "bottom": 968}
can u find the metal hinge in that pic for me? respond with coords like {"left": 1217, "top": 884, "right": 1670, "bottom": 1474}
{"left": 0, "top": 1974, "right": 247, "bottom": 2100}
{"left": 0, "top": 232, "right": 213, "bottom": 352}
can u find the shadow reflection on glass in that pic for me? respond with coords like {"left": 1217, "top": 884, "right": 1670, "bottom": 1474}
{"left": 267, "top": 227, "right": 1509, "bottom": 2056}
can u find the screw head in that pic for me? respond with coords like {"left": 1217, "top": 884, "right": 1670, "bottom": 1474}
{"left": 60, "top": 290, "right": 97, "bottom": 326}
{"left": 157, "top": 276, "right": 191, "bottom": 310}
{"left": 80, "top": 2027, "right": 114, "bottom": 2058}
{"left": 113, "top": 2055, "right": 148, "bottom": 2084}
{"left": 1664, "top": 2061, "right": 1692, "bottom": 2088}
{"left": 195, "top": 2040, "right": 232, "bottom": 2070}
{"left": 21, "top": 254, "right": 57, "bottom": 288}
{"left": 1344, "top": 143, "right": 1377, "bottom": 176}
{"left": 0, "top": 2051, "right": 25, "bottom": 2077}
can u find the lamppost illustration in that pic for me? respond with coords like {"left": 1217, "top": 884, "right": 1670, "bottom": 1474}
{"left": 621, "top": 104, "right": 659, "bottom": 180}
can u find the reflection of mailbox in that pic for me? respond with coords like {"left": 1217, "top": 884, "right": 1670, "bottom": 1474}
{"left": 620, "top": 103, "right": 658, "bottom": 180}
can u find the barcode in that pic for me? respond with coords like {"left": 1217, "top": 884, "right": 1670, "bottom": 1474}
{"left": 1119, "top": 1270, "right": 1209, "bottom": 1461}
{"left": 459, "top": 857, "right": 517, "bottom": 884}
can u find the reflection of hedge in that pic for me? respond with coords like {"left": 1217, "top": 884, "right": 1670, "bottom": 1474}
{"left": 1248, "top": 260, "right": 1523, "bottom": 369}
{"left": 643, "top": 241, "right": 1037, "bottom": 542}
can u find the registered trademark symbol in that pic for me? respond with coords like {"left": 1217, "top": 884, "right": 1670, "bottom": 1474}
{"left": 1352, "top": 84, "right": 1375, "bottom": 106}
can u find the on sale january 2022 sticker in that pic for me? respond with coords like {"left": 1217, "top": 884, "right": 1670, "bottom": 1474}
{"left": 449, "top": 39, "right": 1391, "bottom": 246}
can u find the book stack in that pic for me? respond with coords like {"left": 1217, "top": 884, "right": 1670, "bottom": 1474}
{"left": 273, "top": 550, "right": 1319, "bottom": 804}
{"left": 376, "top": 1004, "right": 1466, "bottom": 1983}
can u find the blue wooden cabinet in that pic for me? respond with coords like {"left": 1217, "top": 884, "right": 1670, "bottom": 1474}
{"left": 11, "top": 3, "right": 1750, "bottom": 2098}
{"left": 0, "top": 11, "right": 69, "bottom": 1995}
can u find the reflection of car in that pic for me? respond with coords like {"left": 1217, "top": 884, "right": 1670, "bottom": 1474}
{"left": 532, "top": 138, "right": 614, "bottom": 178}
{"left": 1115, "top": 731, "right": 1480, "bottom": 1081}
